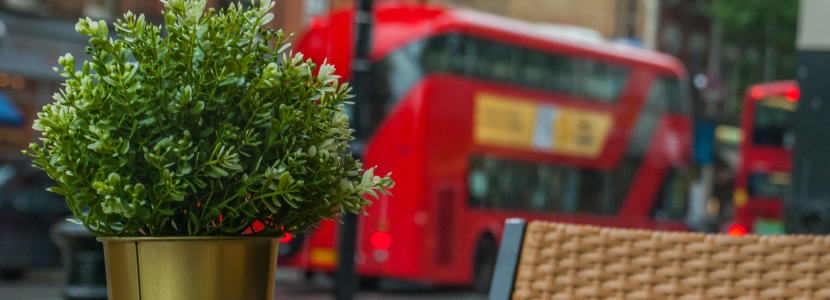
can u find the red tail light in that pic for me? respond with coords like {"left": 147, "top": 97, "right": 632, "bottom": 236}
{"left": 785, "top": 86, "right": 800, "bottom": 102}
{"left": 279, "top": 233, "right": 293, "bottom": 243}
{"left": 728, "top": 224, "right": 747, "bottom": 236}
{"left": 370, "top": 231, "right": 391, "bottom": 250}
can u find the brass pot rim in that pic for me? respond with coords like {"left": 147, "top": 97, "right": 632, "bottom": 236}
{"left": 97, "top": 235, "right": 280, "bottom": 242}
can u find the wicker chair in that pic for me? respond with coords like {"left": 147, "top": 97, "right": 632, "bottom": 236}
{"left": 488, "top": 219, "right": 830, "bottom": 300}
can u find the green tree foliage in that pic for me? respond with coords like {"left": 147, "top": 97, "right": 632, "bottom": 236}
{"left": 24, "top": 0, "right": 393, "bottom": 237}
{"left": 709, "top": 0, "right": 799, "bottom": 85}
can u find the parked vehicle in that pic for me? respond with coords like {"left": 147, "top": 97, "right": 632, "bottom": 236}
{"left": 282, "top": 2, "right": 694, "bottom": 291}
{"left": 0, "top": 162, "right": 72, "bottom": 280}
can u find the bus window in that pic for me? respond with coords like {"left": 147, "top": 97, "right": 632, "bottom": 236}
{"left": 460, "top": 35, "right": 478, "bottom": 75}
{"left": 421, "top": 35, "right": 454, "bottom": 73}
{"left": 573, "top": 59, "right": 629, "bottom": 103}
{"left": 560, "top": 169, "right": 581, "bottom": 212}
{"left": 609, "top": 159, "right": 639, "bottom": 213}
{"left": 546, "top": 55, "right": 575, "bottom": 95}
{"left": 753, "top": 98, "right": 795, "bottom": 148}
{"left": 384, "top": 40, "right": 425, "bottom": 108}
{"left": 598, "top": 173, "right": 618, "bottom": 215}
{"left": 371, "top": 34, "right": 633, "bottom": 122}
{"left": 369, "top": 40, "right": 426, "bottom": 115}
{"left": 576, "top": 170, "right": 606, "bottom": 214}
{"left": 519, "top": 50, "right": 547, "bottom": 88}
{"left": 747, "top": 172, "right": 790, "bottom": 199}
{"left": 535, "top": 165, "right": 571, "bottom": 212}
{"left": 442, "top": 34, "right": 466, "bottom": 74}
{"left": 651, "top": 169, "right": 689, "bottom": 220}
{"left": 473, "top": 40, "right": 517, "bottom": 83}
{"left": 467, "top": 156, "right": 612, "bottom": 215}
{"left": 628, "top": 76, "right": 667, "bottom": 156}
{"left": 647, "top": 77, "right": 686, "bottom": 113}
{"left": 664, "top": 79, "right": 684, "bottom": 113}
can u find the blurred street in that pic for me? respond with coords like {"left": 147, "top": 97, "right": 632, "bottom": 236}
{"left": 0, "top": 269, "right": 486, "bottom": 300}
{"left": 0, "top": 0, "right": 824, "bottom": 298}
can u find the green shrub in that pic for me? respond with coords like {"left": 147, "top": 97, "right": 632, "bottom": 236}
{"left": 25, "top": 0, "right": 393, "bottom": 237}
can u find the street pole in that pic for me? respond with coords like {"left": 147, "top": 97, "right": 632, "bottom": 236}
{"left": 787, "top": 0, "right": 830, "bottom": 233}
{"left": 642, "top": 0, "right": 659, "bottom": 51}
{"left": 335, "top": 0, "right": 373, "bottom": 299}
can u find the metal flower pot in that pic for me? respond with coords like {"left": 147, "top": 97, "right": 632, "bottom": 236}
{"left": 99, "top": 237, "right": 279, "bottom": 300}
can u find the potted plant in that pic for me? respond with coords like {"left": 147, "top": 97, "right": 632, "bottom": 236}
{"left": 24, "top": 0, "right": 393, "bottom": 299}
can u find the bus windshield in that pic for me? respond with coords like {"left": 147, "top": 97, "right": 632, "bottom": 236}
{"left": 747, "top": 172, "right": 790, "bottom": 198}
{"left": 752, "top": 97, "right": 795, "bottom": 148}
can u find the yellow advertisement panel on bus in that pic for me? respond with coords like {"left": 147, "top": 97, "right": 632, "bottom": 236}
{"left": 473, "top": 93, "right": 613, "bottom": 158}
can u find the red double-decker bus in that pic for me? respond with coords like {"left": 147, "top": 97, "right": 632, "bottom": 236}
{"left": 728, "top": 80, "right": 798, "bottom": 236}
{"left": 280, "top": 3, "right": 694, "bottom": 291}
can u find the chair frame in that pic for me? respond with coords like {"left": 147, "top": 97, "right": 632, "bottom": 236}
{"left": 488, "top": 218, "right": 527, "bottom": 300}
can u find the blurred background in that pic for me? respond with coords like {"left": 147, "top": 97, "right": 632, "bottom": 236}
{"left": 0, "top": 0, "right": 806, "bottom": 299}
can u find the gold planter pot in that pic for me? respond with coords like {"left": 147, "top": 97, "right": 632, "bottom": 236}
{"left": 98, "top": 237, "right": 279, "bottom": 300}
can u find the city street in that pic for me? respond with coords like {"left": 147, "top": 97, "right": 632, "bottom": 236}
{"left": 0, "top": 0, "right": 823, "bottom": 298}
{"left": 0, "top": 269, "right": 487, "bottom": 300}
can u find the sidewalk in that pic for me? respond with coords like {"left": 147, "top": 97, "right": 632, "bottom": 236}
{"left": 0, "top": 269, "right": 63, "bottom": 300}
{"left": 0, "top": 269, "right": 486, "bottom": 300}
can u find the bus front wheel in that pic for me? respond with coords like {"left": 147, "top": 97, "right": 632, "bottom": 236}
{"left": 472, "top": 235, "right": 497, "bottom": 293}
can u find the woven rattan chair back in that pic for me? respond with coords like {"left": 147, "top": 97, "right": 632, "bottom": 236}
{"left": 489, "top": 219, "right": 830, "bottom": 300}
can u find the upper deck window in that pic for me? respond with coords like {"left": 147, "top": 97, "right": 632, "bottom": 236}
{"left": 752, "top": 97, "right": 795, "bottom": 148}
{"left": 370, "top": 34, "right": 633, "bottom": 117}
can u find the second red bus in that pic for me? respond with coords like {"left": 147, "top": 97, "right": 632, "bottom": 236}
{"left": 729, "top": 80, "right": 799, "bottom": 236}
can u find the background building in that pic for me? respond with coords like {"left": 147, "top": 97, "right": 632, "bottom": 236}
{"left": 0, "top": 0, "right": 308, "bottom": 162}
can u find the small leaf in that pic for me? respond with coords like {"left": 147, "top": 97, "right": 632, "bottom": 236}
{"left": 210, "top": 165, "right": 229, "bottom": 177}
{"left": 199, "top": 127, "right": 214, "bottom": 137}
{"left": 119, "top": 142, "right": 130, "bottom": 154}
{"left": 179, "top": 162, "right": 192, "bottom": 175}
{"left": 263, "top": 201, "right": 278, "bottom": 213}
{"left": 97, "top": 123, "right": 117, "bottom": 130}
{"left": 283, "top": 196, "right": 299, "bottom": 209}
{"left": 103, "top": 76, "right": 121, "bottom": 87}
{"left": 138, "top": 117, "right": 156, "bottom": 125}
{"left": 277, "top": 42, "right": 292, "bottom": 54}
{"left": 188, "top": 212, "right": 200, "bottom": 225}
{"left": 66, "top": 218, "right": 84, "bottom": 225}
{"left": 47, "top": 186, "right": 67, "bottom": 196}
{"left": 259, "top": 13, "right": 274, "bottom": 25}
{"left": 190, "top": 101, "right": 205, "bottom": 114}
{"left": 235, "top": 187, "right": 249, "bottom": 198}
{"left": 158, "top": 208, "right": 175, "bottom": 216}
{"left": 194, "top": 179, "right": 207, "bottom": 188}
{"left": 277, "top": 172, "right": 291, "bottom": 191}
{"left": 219, "top": 76, "right": 237, "bottom": 86}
